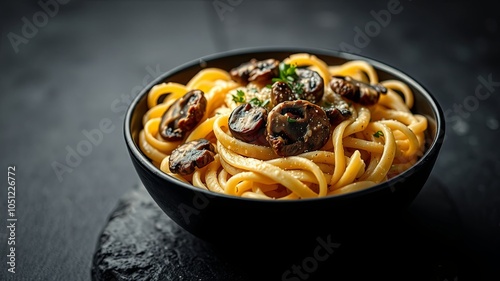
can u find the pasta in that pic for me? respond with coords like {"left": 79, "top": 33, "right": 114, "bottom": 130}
{"left": 138, "top": 53, "right": 427, "bottom": 199}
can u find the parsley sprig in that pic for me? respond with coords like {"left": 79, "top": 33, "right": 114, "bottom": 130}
{"left": 268, "top": 63, "right": 305, "bottom": 98}
{"left": 373, "top": 131, "right": 384, "bottom": 138}
{"left": 249, "top": 97, "right": 270, "bottom": 108}
{"left": 232, "top": 90, "right": 245, "bottom": 103}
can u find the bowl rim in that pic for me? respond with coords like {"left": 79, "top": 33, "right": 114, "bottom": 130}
{"left": 124, "top": 46, "right": 445, "bottom": 203}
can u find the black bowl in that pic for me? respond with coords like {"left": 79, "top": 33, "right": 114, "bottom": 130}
{"left": 124, "top": 47, "right": 445, "bottom": 249}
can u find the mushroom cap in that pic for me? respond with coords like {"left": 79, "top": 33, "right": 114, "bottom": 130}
{"left": 159, "top": 90, "right": 206, "bottom": 141}
{"left": 267, "top": 100, "right": 330, "bottom": 157}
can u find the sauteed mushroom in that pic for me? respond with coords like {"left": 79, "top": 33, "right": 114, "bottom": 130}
{"left": 229, "top": 103, "right": 268, "bottom": 145}
{"left": 230, "top": 59, "right": 279, "bottom": 85}
{"left": 270, "top": 81, "right": 295, "bottom": 107}
{"left": 329, "top": 75, "right": 387, "bottom": 105}
{"left": 159, "top": 90, "right": 206, "bottom": 141}
{"left": 296, "top": 69, "right": 324, "bottom": 104}
{"left": 324, "top": 106, "right": 352, "bottom": 127}
{"left": 169, "top": 138, "right": 215, "bottom": 175}
{"left": 322, "top": 98, "right": 352, "bottom": 126}
{"left": 267, "top": 100, "right": 330, "bottom": 157}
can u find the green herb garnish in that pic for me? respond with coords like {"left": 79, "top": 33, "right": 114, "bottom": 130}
{"left": 280, "top": 63, "right": 298, "bottom": 78}
{"left": 232, "top": 90, "right": 245, "bottom": 103}
{"left": 287, "top": 117, "right": 297, "bottom": 123}
{"left": 266, "top": 63, "right": 305, "bottom": 98}
{"left": 249, "top": 97, "right": 270, "bottom": 108}
{"left": 373, "top": 131, "right": 384, "bottom": 138}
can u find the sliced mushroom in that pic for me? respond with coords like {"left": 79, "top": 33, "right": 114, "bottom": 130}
{"left": 229, "top": 103, "right": 268, "bottom": 145}
{"left": 324, "top": 106, "right": 352, "bottom": 127}
{"left": 322, "top": 97, "right": 352, "bottom": 126}
{"left": 270, "top": 81, "right": 295, "bottom": 107}
{"left": 295, "top": 69, "right": 324, "bottom": 104}
{"left": 267, "top": 100, "right": 330, "bottom": 157}
{"left": 159, "top": 90, "right": 206, "bottom": 141}
{"left": 230, "top": 58, "right": 279, "bottom": 86}
{"left": 329, "top": 76, "right": 387, "bottom": 105}
{"left": 169, "top": 138, "right": 215, "bottom": 175}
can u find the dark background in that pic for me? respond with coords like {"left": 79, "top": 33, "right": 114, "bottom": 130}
{"left": 1, "top": 0, "right": 499, "bottom": 280}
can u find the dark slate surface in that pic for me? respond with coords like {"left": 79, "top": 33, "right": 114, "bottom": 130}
{"left": 92, "top": 178, "right": 488, "bottom": 281}
{"left": 91, "top": 185, "right": 247, "bottom": 281}
{"left": 0, "top": 0, "right": 499, "bottom": 280}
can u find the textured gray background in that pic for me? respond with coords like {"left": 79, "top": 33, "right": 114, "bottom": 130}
{"left": 1, "top": 0, "right": 499, "bottom": 280}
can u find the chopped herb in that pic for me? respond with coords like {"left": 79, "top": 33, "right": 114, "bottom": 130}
{"left": 249, "top": 97, "right": 270, "bottom": 107}
{"left": 265, "top": 84, "right": 272, "bottom": 89}
{"left": 373, "top": 131, "right": 384, "bottom": 138}
{"left": 249, "top": 97, "right": 260, "bottom": 106}
{"left": 268, "top": 62, "right": 305, "bottom": 98}
{"left": 280, "top": 63, "right": 298, "bottom": 78}
{"left": 232, "top": 90, "right": 245, "bottom": 103}
{"left": 287, "top": 117, "right": 297, "bottom": 123}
